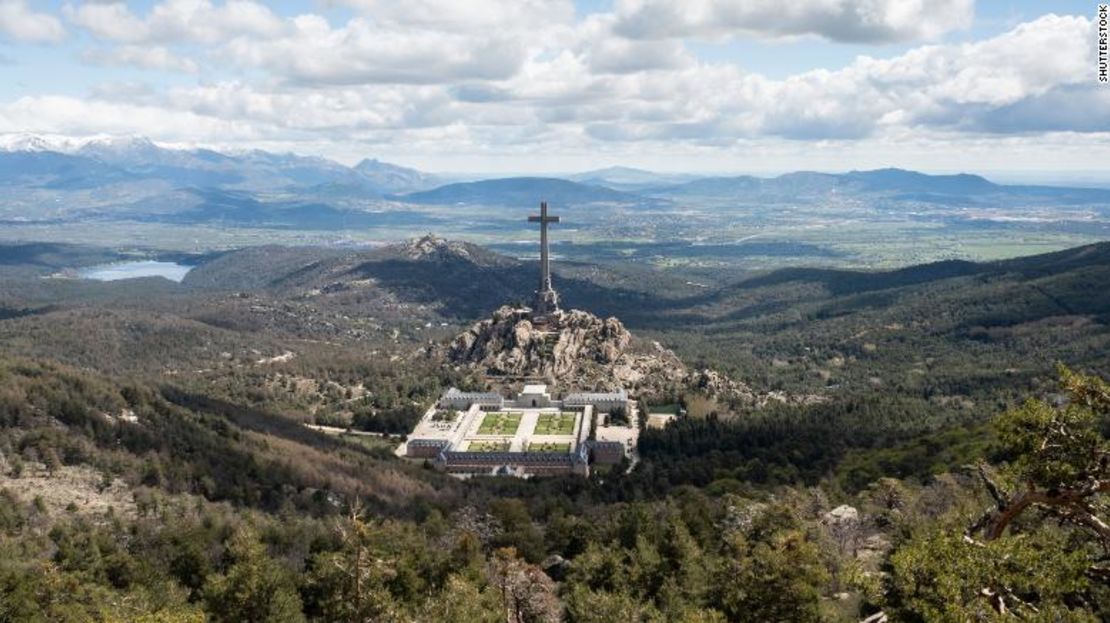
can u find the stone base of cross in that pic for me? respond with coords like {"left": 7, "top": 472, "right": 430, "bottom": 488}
{"left": 532, "top": 287, "right": 560, "bottom": 320}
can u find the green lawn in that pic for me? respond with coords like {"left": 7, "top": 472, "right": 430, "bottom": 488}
{"left": 533, "top": 413, "right": 577, "bottom": 436}
{"left": 528, "top": 442, "right": 571, "bottom": 453}
{"left": 646, "top": 403, "right": 681, "bottom": 416}
{"left": 466, "top": 440, "right": 510, "bottom": 452}
{"left": 476, "top": 412, "right": 522, "bottom": 435}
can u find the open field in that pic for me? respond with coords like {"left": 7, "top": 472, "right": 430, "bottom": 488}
{"left": 477, "top": 412, "right": 523, "bottom": 435}
{"left": 533, "top": 413, "right": 577, "bottom": 435}
{"left": 527, "top": 442, "right": 571, "bottom": 453}
{"left": 466, "top": 440, "right": 511, "bottom": 452}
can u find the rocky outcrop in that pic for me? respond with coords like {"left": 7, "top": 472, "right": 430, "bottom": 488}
{"left": 690, "top": 368, "right": 753, "bottom": 402}
{"left": 391, "top": 233, "right": 514, "bottom": 268}
{"left": 445, "top": 305, "right": 754, "bottom": 402}
{"left": 447, "top": 306, "right": 635, "bottom": 386}
{"left": 397, "top": 234, "right": 474, "bottom": 261}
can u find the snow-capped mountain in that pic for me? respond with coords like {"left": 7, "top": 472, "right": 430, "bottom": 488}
{"left": 0, "top": 132, "right": 88, "bottom": 153}
{"left": 0, "top": 133, "right": 438, "bottom": 195}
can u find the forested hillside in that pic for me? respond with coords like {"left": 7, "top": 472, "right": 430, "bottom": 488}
{"left": 2, "top": 356, "right": 1106, "bottom": 620}
{"left": 0, "top": 239, "right": 1108, "bottom": 620}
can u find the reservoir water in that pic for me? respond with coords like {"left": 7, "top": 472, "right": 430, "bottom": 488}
{"left": 79, "top": 260, "right": 192, "bottom": 282}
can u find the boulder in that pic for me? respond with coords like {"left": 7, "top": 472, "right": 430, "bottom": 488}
{"left": 823, "top": 504, "right": 860, "bottom": 526}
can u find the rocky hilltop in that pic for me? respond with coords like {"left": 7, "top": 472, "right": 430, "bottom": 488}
{"left": 390, "top": 234, "right": 515, "bottom": 267}
{"left": 445, "top": 305, "right": 754, "bottom": 403}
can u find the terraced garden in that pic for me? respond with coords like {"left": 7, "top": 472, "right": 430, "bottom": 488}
{"left": 476, "top": 412, "right": 523, "bottom": 435}
{"left": 466, "top": 440, "right": 511, "bottom": 452}
{"left": 533, "top": 413, "right": 577, "bottom": 435}
{"left": 527, "top": 442, "right": 572, "bottom": 453}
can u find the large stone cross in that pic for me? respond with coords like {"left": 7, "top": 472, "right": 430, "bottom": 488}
{"left": 528, "top": 201, "right": 561, "bottom": 316}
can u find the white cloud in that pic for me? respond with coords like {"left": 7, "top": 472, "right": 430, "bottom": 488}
{"left": 0, "top": 0, "right": 65, "bottom": 42}
{"left": 167, "top": 81, "right": 422, "bottom": 131}
{"left": 83, "top": 45, "right": 199, "bottom": 73}
{"left": 830, "top": 14, "right": 1094, "bottom": 133}
{"left": 62, "top": 0, "right": 570, "bottom": 85}
{"left": 64, "top": 0, "right": 283, "bottom": 44}
{"left": 573, "top": 14, "right": 694, "bottom": 75}
{"left": 612, "top": 0, "right": 973, "bottom": 43}
{"left": 222, "top": 15, "right": 528, "bottom": 85}
{"left": 41, "top": 12, "right": 1099, "bottom": 148}
{"left": 337, "top": 0, "right": 574, "bottom": 32}
{"left": 502, "top": 13, "right": 1097, "bottom": 143}
{"left": 0, "top": 94, "right": 254, "bottom": 142}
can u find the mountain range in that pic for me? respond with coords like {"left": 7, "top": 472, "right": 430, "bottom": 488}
{"left": 0, "top": 133, "right": 439, "bottom": 196}
{"left": 398, "top": 176, "right": 643, "bottom": 206}
{"left": 2, "top": 133, "right": 1108, "bottom": 230}
{"left": 566, "top": 165, "right": 699, "bottom": 191}
{"left": 648, "top": 168, "right": 1110, "bottom": 205}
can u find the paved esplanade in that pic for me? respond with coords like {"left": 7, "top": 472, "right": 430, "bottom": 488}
{"left": 528, "top": 201, "right": 561, "bottom": 317}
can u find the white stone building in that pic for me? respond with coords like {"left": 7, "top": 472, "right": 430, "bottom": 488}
{"left": 401, "top": 383, "right": 633, "bottom": 477}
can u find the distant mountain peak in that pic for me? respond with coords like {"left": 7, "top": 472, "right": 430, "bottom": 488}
{"left": 81, "top": 135, "right": 157, "bottom": 149}
{"left": 0, "top": 132, "right": 174, "bottom": 157}
{"left": 0, "top": 132, "right": 82, "bottom": 153}
{"left": 353, "top": 157, "right": 438, "bottom": 194}
{"left": 568, "top": 166, "right": 697, "bottom": 190}
{"left": 400, "top": 176, "right": 642, "bottom": 206}
{"left": 844, "top": 168, "right": 997, "bottom": 193}
{"left": 77, "top": 135, "right": 164, "bottom": 160}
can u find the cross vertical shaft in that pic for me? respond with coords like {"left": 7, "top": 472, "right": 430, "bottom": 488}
{"left": 528, "top": 201, "right": 561, "bottom": 317}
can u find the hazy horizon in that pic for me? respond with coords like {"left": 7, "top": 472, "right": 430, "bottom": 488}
{"left": 5, "top": 129, "right": 1110, "bottom": 187}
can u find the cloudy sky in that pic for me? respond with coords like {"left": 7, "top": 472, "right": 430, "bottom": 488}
{"left": 0, "top": 0, "right": 1106, "bottom": 174}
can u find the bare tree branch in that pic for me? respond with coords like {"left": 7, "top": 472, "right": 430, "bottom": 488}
{"left": 978, "top": 463, "right": 1008, "bottom": 507}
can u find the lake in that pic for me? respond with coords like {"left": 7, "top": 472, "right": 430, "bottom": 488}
{"left": 79, "top": 260, "right": 192, "bottom": 282}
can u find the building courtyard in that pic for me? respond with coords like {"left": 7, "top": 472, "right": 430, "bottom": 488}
{"left": 397, "top": 383, "right": 635, "bottom": 477}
